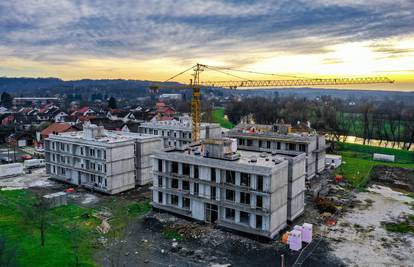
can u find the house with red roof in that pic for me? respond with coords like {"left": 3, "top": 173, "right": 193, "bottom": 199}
{"left": 40, "top": 122, "right": 80, "bottom": 140}
{"left": 71, "top": 106, "right": 95, "bottom": 117}
{"left": 151, "top": 101, "right": 176, "bottom": 121}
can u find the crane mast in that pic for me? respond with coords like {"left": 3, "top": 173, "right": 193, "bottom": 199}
{"left": 190, "top": 64, "right": 205, "bottom": 142}
{"left": 150, "top": 63, "right": 394, "bottom": 143}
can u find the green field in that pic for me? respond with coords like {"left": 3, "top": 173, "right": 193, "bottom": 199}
{"left": 0, "top": 190, "right": 150, "bottom": 267}
{"left": 339, "top": 112, "right": 406, "bottom": 140}
{"left": 335, "top": 143, "right": 414, "bottom": 188}
{"left": 212, "top": 107, "right": 234, "bottom": 129}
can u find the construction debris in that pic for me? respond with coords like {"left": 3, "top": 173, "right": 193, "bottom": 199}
{"left": 96, "top": 220, "right": 111, "bottom": 234}
{"left": 93, "top": 211, "right": 112, "bottom": 221}
{"left": 164, "top": 223, "right": 207, "bottom": 239}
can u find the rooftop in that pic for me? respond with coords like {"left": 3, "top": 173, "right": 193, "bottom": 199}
{"left": 140, "top": 117, "right": 220, "bottom": 130}
{"left": 41, "top": 122, "right": 79, "bottom": 138}
{"left": 227, "top": 123, "right": 318, "bottom": 143}
{"left": 162, "top": 144, "right": 288, "bottom": 168}
{"left": 49, "top": 128, "right": 159, "bottom": 145}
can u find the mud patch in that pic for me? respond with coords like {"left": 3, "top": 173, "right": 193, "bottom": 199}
{"left": 370, "top": 166, "right": 414, "bottom": 192}
{"left": 98, "top": 212, "right": 345, "bottom": 267}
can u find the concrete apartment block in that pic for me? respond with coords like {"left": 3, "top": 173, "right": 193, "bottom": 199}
{"left": 45, "top": 123, "right": 162, "bottom": 194}
{"left": 138, "top": 116, "right": 222, "bottom": 148}
{"left": 151, "top": 138, "right": 290, "bottom": 238}
{"left": 226, "top": 124, "right": 326, "bottom": 179}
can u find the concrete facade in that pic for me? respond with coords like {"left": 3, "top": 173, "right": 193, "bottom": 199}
{"left": 138, "top": 116, "right": 222, "bottom": 148}
{"left": 282, "top": 153, "right": 306, "bottom": 221}
{"left": 151, "top": 139, "right": 292, "bottom": 238}
{"left": 226, "top": 124, "right": 326, "bottom": 180}
{"left": 45, "top": 123, "right": 162, "bottom": 194}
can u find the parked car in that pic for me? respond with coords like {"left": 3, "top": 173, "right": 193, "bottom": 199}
{"left": 21, "top": 155, "right": 33, "bottom": 160}
{"left": 0, "top": 156, "right": 13, "bottom": 164}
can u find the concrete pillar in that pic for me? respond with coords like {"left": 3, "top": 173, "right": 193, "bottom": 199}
{"left": 216, "top": 169, "right": 221, "bottom": 183}
{"left": 235, "top": 210, "right": 240, "bottom": 223}
{"left": 250, "top": 213, "right": 256, "bottom": 228}
{"left": 235, "top": 190, "right": 240, "bottom": 203}
{"left": 177, "top": 162, "right": 181, "bottom": 174}
{"left": 178, "top": 196, "right": 183, "bottom": 208}
{"left": 263, "top": 176, "right": 270, "bottom": 192}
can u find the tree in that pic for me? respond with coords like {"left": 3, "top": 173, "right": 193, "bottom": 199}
{"left": 0, "top": 235, "right": 18, "bottom": 267}
{"left": 22, "top": 198, "right": 50, "bottom": 247}
{"left": 9, "top": 195, "right": 51, "bottom": 247}
{"left": 64, "top": 223, "right": 83, "bottom": 267}
{"left": 0, "top": 193, "right": 50, "bottom": 248}
{"left": 108, "top": 96, "right": 117, "bottom": 109}
{"left": 1, "top": 92, "right": 13, "bottom": 108}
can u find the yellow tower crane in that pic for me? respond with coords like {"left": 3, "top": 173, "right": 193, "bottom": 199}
{"left": 150, "top": 63, "right": 393, "bottom": 143}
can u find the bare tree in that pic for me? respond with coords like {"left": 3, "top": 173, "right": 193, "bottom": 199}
{"left": 0, "top": 235, "right": 18, "bottom": 267}
{"left": 360, "top": 102, "right": 374, "bottom": 144}
{"left": 19, "top": 197, "right": 50, "bottom": 247}
{"left": 65, "top": 223, "right": 83, "bottom": 267}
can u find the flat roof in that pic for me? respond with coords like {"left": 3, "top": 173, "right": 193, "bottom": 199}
{"left": 227, "top": 130, "right": 316, "bottom": 143}
{"left": 162, "top": 145, "right": 287, "bottom": 168}
{"left": 227, "top": 123, "right": 320, "bottom": 143}
{"left": 49, "top": 130, "right": 159, "bottom": 145}
{"left": 139, "top": 121, "right": 220, "bottom": 130}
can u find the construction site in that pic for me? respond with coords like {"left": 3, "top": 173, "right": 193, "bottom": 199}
{"left": 0, "top": 64, "right": 413, "bottom": 267}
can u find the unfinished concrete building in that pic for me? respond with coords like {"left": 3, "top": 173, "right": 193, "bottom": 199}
{"left": 45, "top": 123, "right": 162, "bottom": 194}
{"left": 226, "top": 124, "right": 325, "bottom": 180}
{"left": 151, "top": 138, "right": 306, "bottom": 238}
{"left": 138, "top": 116, "right": 222, "bottom": 148}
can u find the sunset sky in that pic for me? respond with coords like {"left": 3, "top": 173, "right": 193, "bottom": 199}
{"left": 0, "top": 0, "right": 413, "bottom": 90}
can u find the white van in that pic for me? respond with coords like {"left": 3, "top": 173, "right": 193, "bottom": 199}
{"left": 23, "top": 159, "right": 46, "bottom": 169}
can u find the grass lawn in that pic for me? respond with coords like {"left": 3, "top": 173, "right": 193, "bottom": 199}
{"left": 335, "top": 142, "right": 414, "bottom": 188}
{"left": 0, "top": 190, "right": 151, "bottom": 267}
{"left": 212, "top": 107, "right": 234, "bottom": 129}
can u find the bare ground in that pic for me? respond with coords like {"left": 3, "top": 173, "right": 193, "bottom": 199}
{"left": 97, "top": 212, "right": 344, "bottom": 267}
{"left": 327, "top": 185, "right": 414, "bottom": 266}
{"left": 2, "top": 168, "right": 414, "bottom": 266}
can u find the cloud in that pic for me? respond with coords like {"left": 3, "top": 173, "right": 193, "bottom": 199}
{"left": 0, "top": 0, "right": 413, "bottom": 78}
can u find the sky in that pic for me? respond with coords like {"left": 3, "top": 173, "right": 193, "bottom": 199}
{"left": 0, "top": 0, "right": 413, "bottom": 90}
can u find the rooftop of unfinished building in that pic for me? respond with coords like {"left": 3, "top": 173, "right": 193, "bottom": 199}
{"left": 227, "top": 123, "right": 318, "bottom": 142}
{"left": 140, "top": 116, "right": 220, "bottom": 129}
{"left": 51, "top": 124, "right": 158, "bottom": 144}
{"left": 162, "top": 140, "right": 289, "bottom": 168}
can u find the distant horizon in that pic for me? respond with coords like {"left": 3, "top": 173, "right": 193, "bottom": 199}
{"left": 1, "top": 1, "right": 413, "bottom": 89}
{"left": 1, "top": 76, "right": 413, "bottom": 93}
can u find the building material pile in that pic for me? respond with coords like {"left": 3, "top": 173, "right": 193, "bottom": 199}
{"left": 43, "top": 192, "right": 67, "bottom": 208}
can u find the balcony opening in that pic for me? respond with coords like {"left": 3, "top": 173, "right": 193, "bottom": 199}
{"left": 225, "top": 208, "right": 235, "bottom": 221}
{"left": 256, "top": 215, "right": 263, "bottom": 229}
{"left": 225, "top": 189, "right": 235, "bottom": 202}
{"left": 240, "top": 211, "right": 250, "bottom": 225}
{"left": 172, "top": 161, "right": 178, "bottom": 173}
{"left": 256, "top": 195, "right": 263, "bottom": 208}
